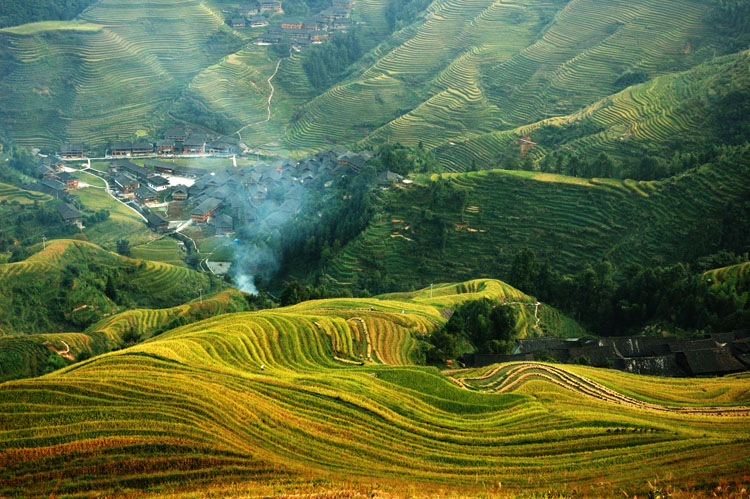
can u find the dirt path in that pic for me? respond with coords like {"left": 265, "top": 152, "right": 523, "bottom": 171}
{"left": 79, "top": 166, "right": 148, "bottom": 222}
{"left": 460, "top": 362, "right": 750, "bottom": 417}
{"left": 43, "top": 340, "right": 74, "bottom": 361}
{"left": 236, "top": 48, "right": 291, "bottom": 140}
{"left": 504, "top": 300, "right": 542, "bottom": 331}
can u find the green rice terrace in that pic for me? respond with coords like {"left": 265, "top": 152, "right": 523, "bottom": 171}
{"left": 0, "top": 239, "right": 223, "bottom": 334}
{"left": 1, "top": 279, "right": 749, "bottom": 497}
{"left": 0, "top": 0, "right": 745, "bottom": 161}
{"left": 317, "top": 145, "right": 750, "bottom": 291}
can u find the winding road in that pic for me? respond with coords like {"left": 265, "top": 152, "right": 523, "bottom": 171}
{"left": 235, "top": 48, "right": 293, "bottom": 140}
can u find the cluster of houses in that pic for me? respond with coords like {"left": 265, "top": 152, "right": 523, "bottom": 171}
{"left": 253, "top": 0, "right": 354, "bottom": 46}
{"left": 106, "top": 159, "right": 206, "bottom": 232}
{"left": 57, "top": 129, "right": 242, "bottom": 160}
{"left": 109, "top": 129, "right": 241, "bottom": 157}
{"left": 26, "top": 144, "right": 404, "bottom": 237}
{"left": 23, "top": 156, "right": 80, "bottom": 199}
{"left": 183, "top": 146, "right": 375, "bottom": 235}
{"left": 463, "top": 332, "right": 750, "bottom": 377}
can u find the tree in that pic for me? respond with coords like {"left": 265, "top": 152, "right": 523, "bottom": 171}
{"left": 509, "top": 248, "right": 537, "bottom": 294}
{"left": 116, "top": 239, "right": 131, "bottom": 257}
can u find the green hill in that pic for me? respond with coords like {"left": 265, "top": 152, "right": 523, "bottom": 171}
{"left": 0, "top": 288, "right": 250, "bottom": 383}
{"left": 1, "top": 0, "right": 746, "bottom": 156}
{"left": 1, "top": 279, "right": 748, "bottom": 497}
{"left": 0, "top": 1, "right": 242, "bottom": 150}
{"left": 437, "top": 50, "right": 750, "bottom": 171}
{"left": 0, "top": 239, "right": 223, "bottom": 334}
{"left": 269, "top": 0, "right": 734, "bottom": 156}
{"left": 316, "top": 146, "right": 750, "bottom": 293}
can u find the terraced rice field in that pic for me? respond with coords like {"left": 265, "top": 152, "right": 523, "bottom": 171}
{"left": 0, "top": 182, "right": 52, "bottom": 204}
{"left": 0, "top": 289, "right": 249, "bottom": 382}
{"left": 322, "top": 152, "right": 750, "bottom": 290}
{"left": 72, "top": 187, "right": 154, "bottom": 249}
{"left": 130, "top": 238, "right": 186, "bottom": 267}
{"left": 439, "top": 51, "right": 750, "bottom": 170}
{"left": 0, "top": 0, "right": 240, "bottom": 149}
{"left": 1, "top": 280, "right": 748, "bottom": 496}
{"left": 271, "top": 0, "right": 723, "bottom": 157}
{"left": 0, "top": 239, "right": 220, "bottom": 335}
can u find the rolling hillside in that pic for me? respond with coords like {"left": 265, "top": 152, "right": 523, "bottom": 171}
{"left": 318, "top": 146, "right": 750, "bottom": 292}
{"left": 0, "top": 0, "right": 242, "bottom": 150}
{"left": 1, "top": 280, "right": 748, "bottom": 496}
{"left": 0, "top": 239, "right": 223, "bottom": 334}
{"left": 1, "top": 0, "right": 744, "bottom": 158}
{"left": 0, "top": 288, "right": 250, "bottom": 383}
{"left": 437, "top": 50, "right": 750, "bottom": 171}
{"left": 271, "top": 0, "right": 732, "bottom": 156}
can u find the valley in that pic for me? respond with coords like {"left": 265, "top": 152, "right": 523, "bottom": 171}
{"left": 0, "top": 0, "right": 748, "bottom": 496}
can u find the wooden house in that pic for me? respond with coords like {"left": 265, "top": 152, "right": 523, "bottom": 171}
{"left": 212, "top": 213, "right": 234, "bottom": 235}
{"left": 57, "top": 172, "right": 79, "bottom": 190}
{"left": 191, "top": 197, "right": 222, "bottom": 223}
{"left": 183, "top": 136, "right": 206, "bottom": 154}
{"left": 114, "top": 173, "right": 139, "bottom": 194}
{"left": 132, "top": 142, "right": 153, "bottom": 156}
{"left": 231, "top": 18, "right": 246, "bottom": 28}
{"left": 57, "top": 202, "right": 82, "bottom": 228}
{"left": 259, "top": 1, "right": 282, "bottom": 13}
{"left": 156, "top": 139, "right": 175, "bottom": 155}
{"left": 147, "top": 175, "right": 170, "bottom": 191}
{"left": 172, "top": 187, "right": 188, "bottom": 200}
{"left": 145, "top": 211, "right": 169, "bottom": 232}
{"left": 249, "top": 16, "right": 269, "bottom": 27}
{"left": 110, "top": 141, "right": 133, "bottom": 157}
{"left": 281, "top": 20, "right": 303, "bottom": 29}
{"left": 134, "top": 185, "right": 159, "bottom": 204}
{"left": 163, "top": 128, "right": 190, "bottom": 142}
{"left": 60, "top": 143, "right": 85, "bottom": 159}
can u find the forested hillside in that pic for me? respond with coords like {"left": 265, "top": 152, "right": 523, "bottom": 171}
{"left": 0, "top": 239, "right": 224, "bottom": 334}
{"left": 317, "top": 145, "right": 750, "bottom": 295}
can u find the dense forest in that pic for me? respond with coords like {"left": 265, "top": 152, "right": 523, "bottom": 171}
{"left": 506, "top": 248, "right": 750, "bottom": 336}
{"left": 302, "top": 30, "right": 364, "bottom": 91}
{"left": 0, "top": 0, "right": 96, "bottom": 28}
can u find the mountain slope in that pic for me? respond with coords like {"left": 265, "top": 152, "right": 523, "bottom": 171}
{"left": 269, "top": 0, "right": 728, "bottom": 156}
{"left": 437, "top": 50, "right": 750, "bottom": 171}
{"left": 0, "top": 0, "right": 242, "bottom": 149}
{"left": 0, "top": 239, "right": 223, "bottom": 334}
{"left": 1, "top": 280, "right": 748, "bottom": 496}
{"left": 318, "top": 146, "right": 750, "bottom": 292}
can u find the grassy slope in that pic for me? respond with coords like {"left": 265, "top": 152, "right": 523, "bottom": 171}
{"left": 0, "top": 0, "right": 735, "bottom": 157}
{"left": 0, "top": 0, "right": 240, "bottom": 150}
{"left": 0, "top": 181, "right": 53, "bottom": 204}
{"left": 0, "top": 239, "right": 221, "bottom": 335}
{"left": 0, "top": 279, "right": 748, "bottom": 496}
{"left": 0, "top": 289, "right": 249, "bottom": 383}
{"left": 438, "top": 50, "right": 750, "bottom": 171}
{"left": 320, "top": 149, "right": 750, "bottom": 291}
{"left": 268, "top": 0, "right": 725, "bottom": 156}
{"left": 71, "top": 187, "right": 155, "bottom": 249}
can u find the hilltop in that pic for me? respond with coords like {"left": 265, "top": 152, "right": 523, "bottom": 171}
{"left": 0, "top": 239, "right": 224, "bottom": 334}
{"left": 1, "top": 279, "right": 748, "bottom": 497}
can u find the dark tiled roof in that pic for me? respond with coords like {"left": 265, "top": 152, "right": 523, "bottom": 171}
{"left": 191, "top": 197, "right": 222, "bottom": 216}
{"left": 56, "top": 202, "right": 81, "bottom": 221}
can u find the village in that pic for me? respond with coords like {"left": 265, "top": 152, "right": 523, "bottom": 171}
{"left": 27, "top": 138, "right": 404, "bottom": 246}
{"left": 228, "top": 0, "right": 355, "bottom": 47}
